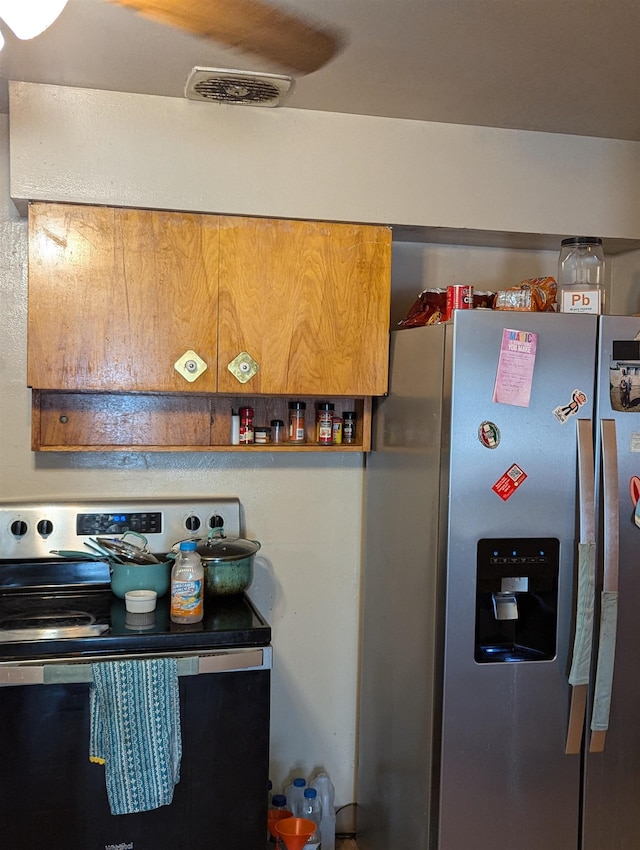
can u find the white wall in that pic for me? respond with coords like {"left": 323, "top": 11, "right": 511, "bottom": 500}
{"left": 6, "top": 84, "right": 640, "bottom": 810}
{"left": 9, "top": 82, "right": 640, "bottom": 239}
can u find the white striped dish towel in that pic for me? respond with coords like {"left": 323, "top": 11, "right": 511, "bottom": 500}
{"left": 89, "top": 658, "right": 182, "bottom": 815}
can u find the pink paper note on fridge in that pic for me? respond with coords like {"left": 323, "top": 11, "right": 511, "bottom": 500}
{"left": 492, "top": 328, "right": 538, "bottom": 407}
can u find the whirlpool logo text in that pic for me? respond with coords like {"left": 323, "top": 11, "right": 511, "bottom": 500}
{"left": 105, "top": 843, "right": 133, "bottom": 850}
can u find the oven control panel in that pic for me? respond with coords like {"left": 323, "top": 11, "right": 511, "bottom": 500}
{"left": 0, "top": 498, "right": 241, "bottom": 559}
{"left": 76, "top": 512, "right": 163, "bottom": 536}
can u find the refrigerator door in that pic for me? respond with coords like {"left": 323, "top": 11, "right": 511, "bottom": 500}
{"left": 358, "top": 322, "right": 450, "bottom": 850}
{"left": 439, "top": 310, "right": 598, "bottom": 850}
{"left": 583, "top": 315, "right": 640, "bottom": 850}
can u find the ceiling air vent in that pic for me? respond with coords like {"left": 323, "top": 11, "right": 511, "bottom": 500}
{"left": 185, "top": 67, "right": 293, "bottom": 107}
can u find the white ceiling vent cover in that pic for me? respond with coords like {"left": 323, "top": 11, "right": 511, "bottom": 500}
{"left": 185, "top": 67, "right": 293, "bottom": 107}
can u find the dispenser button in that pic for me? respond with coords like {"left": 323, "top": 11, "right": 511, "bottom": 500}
{"left": 501, "top": 576, "right": 529, "bottom": 593}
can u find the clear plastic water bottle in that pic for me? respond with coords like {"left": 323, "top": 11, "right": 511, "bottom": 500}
{"left": 283, "top": 777, "right": 306, "bottom": 816}
{"left": 269, "top": 794, "right": 290, "bottom": 845}
{"left": 301, "top": 787, "right": 322, "bottom": 850}
{"left": 310, "top": 773, "right": 336, "bottom": 850}
{"left": 270, "top": 794, "right": 288, "bottom": 811}
{"left": 170, "top": 540, "right": 203, "bottom": 624}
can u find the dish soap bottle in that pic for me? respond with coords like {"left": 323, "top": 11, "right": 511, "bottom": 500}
{"left": 170, "top": 540, "right": 204, "bottom": 624}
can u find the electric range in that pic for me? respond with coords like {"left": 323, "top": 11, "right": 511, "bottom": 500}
{"left": 0, "top": 497, "right": 272, "bottom": 850}
{"left": 0, "top": 497, "right": 270, "bottom": 662}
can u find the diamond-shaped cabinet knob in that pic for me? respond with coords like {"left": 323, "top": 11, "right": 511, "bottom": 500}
{"left": 174, "top": 350, "right": 208, "bottom": 383}
{"left": 228, "top": 351, "right": 260, "bottom": 384}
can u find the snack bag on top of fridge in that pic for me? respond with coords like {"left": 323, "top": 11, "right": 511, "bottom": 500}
{"left": 493, "top": 276, "right": 557, "bottom": 312}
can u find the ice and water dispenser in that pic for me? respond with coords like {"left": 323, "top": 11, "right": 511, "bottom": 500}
{"left": 475, "top": 538, "right": 559, "bottom": 662}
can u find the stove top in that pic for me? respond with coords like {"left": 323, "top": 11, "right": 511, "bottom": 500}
{"left": 0, "top": 499, "right": 270, "bottom": 661}
{"left": 0, "top": 585, "right": 270, "bottom": 661}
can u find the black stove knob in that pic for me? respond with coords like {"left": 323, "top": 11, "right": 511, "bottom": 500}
{"left": 209, "top": 514, "right": 224, "bottom": 529}
{"left": 185, "top": 515, "right": 201, "bottom": 532}
{"left": 11, "top": 520, "right": 28, "bottom": 537}
{"left": 37, "top": 519, "right": 54, "bottom": 537}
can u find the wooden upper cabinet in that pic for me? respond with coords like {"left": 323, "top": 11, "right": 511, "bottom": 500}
{"left": 28, "top": 204, "right": 391, "bottom": 397}
{"left": 217, "top": 217, "right": 391, "bottom": 396}
{"left": 28, "top": 204, "right": 220, "bottom": 392}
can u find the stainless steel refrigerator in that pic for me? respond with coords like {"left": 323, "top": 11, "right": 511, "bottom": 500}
{"left": 358, "top": 309, "right": 640, "bottom": 850}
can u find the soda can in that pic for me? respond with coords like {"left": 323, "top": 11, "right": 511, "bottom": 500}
{"left": 446, "top": 285, "right": 474, "bottom": 319}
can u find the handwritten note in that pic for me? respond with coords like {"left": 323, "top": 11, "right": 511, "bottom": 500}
{"left": 492, "top": 328, "right": 537, "bottom": 407}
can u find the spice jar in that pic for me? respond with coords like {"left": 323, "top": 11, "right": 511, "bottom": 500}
{"left": 343, "top": 411, "right": 357, "bottom": 444}
{"left": 230, "top": 409, "right": 240, "bottom": 445}
{"left": 254, "top": 426, "right": 272, "bottom": 444}
{"left": 332, "top": 416, "right": 343, "bottom": 444}
{"left": 316, "top": 402, "right": 335, "bottom": 446}
{"left": 239, "top": 406, "right": 254, "bottom": 444}
{"left": 288, "top": 401, "right": 306, "bottom": 443}
{"left": 270, "top": 419, "right": 285, "bottom": 444}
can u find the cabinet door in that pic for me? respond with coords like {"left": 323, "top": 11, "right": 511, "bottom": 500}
{"left": 28, "top": 204, "right": 219, "bottom": 392}
{"left": 216, "top": 217, "right": 391, "bottom": 395}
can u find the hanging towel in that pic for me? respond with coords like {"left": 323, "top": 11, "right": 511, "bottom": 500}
{"left": 89, "top": 658, "right": 182, "bottom": 816}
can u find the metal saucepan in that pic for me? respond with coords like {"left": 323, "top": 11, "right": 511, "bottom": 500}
{"left": 174, "top": 529, "right": 261, "bottom": 597}
{"left": 88, "top": 532, "right": 169, "bottom": 598}
{"left": 108, "top": 559, "right": 171, "bottom": 599}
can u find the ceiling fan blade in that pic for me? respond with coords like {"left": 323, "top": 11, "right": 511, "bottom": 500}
{"left": 108, "top": 0, "right": 342, "bottom": 74}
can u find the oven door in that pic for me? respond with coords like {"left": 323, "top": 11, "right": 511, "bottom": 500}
{"left": 0, "top": 647, "right": 271, "bottom": 850}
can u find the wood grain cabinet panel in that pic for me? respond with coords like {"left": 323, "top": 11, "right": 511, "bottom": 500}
{"left": 217, "top": 217, "right": 391, "bottom": 396}
{"left": 34, "top": 391, "right": 213, "bottom": 450}
{"left": 28, "top": 204, "right": 220, "bottom": 392}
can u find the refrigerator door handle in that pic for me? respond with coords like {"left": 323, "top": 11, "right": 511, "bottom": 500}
{"left": 566, "top": 418, "right": 596, "bottom": 755}
{"left": 589, "top": 418, "right": 620, "bottom": 753}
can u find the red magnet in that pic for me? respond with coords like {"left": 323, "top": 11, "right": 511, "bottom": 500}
{"left": 492, "top": 464, "right": 527, "bottom": 501}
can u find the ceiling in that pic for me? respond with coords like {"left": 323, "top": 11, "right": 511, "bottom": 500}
{"left": 1, "top": 0, "right": 640, "bottom": 141}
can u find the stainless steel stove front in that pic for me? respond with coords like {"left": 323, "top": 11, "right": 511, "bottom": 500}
{"left": 0, "top": 497, "right": 241, "bottom": 560}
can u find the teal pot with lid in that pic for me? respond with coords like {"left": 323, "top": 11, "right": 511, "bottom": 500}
{"left": 193, "top": 535, "right": 261, "bottom": 597}
{"left": 110, "top": 559, "right": 171, "bottom": 599}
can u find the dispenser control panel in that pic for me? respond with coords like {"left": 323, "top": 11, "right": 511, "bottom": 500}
{"left": 475, "top": 537, "right": 559, "bottom": 664}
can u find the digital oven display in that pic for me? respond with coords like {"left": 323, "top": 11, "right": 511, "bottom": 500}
{"left": 76, "top": 512, "right": 162, "bottom": 536}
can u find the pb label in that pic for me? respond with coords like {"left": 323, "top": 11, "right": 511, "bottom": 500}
{"left": 560, "top": 289, "right": 602, "bottom": 314}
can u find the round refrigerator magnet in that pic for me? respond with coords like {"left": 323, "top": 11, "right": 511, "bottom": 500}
{"left": 478, "top": 421, "right": 500, "bottom": 449}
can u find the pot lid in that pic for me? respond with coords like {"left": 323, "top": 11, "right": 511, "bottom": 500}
{"left": 93, "top": 536, "right": 160, "bottom": 565}
{"left": 194, "top": 535, "right": 261, "bottom": 563}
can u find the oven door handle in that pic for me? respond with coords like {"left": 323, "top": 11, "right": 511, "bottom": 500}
{"left": 0, "top": 647, "right": 271, "bottom": 686}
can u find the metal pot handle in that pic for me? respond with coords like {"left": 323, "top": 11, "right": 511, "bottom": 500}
{"left": 121, "top": 531, "right": 149, "bottom": 550}
{"left": 170, "top": 536, "right": 202, "bottom": 553}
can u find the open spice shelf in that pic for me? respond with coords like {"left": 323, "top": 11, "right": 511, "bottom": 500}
{"left": 31, "top": 392, "right": 372, "bottom": 452}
